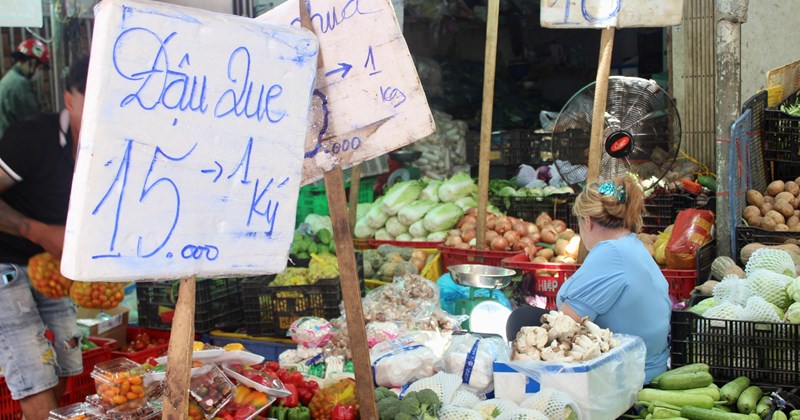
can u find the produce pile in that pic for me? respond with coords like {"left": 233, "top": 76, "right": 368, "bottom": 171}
{"left": 291, "top": 228, "right": 336, "bottom": 259}
{"left": 511, "top": 311, "right": 618, "bottom": 362}
{"left": 270, "top": 253, "right": 339, "bottom": 286}
{"left": 363, "top": 245, "right": 436, "bottom": 282}
{"left": 442, "top": 209, "right": 558, "bottom": 258}
{"left": 635, "top": 363, "right": 800, "bottom": 419}
{"left": 687, "top": 248, "right": 800, "bottom": 323}
{"left": 355, "top": 173, "right": 480, "bottom": 242}
{"left": 28, "top": 252, "right": 125, "bottom": 309}
{"left": 401, "top": 110, "right": 469, "bottom": 179}
{"left": 742, "top": 178, "right": 800, "bottom": 232}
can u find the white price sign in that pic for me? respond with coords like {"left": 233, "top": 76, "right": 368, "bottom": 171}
{"left": 541, "top": 0, "right": 683, "bottom": 29}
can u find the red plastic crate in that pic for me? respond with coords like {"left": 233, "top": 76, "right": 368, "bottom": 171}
{"left": 662, "top": 269, "right": 697, "bottom": 301}
{"left": 109, "top": 327, "right": 170, "bottom": 364}
{"left": 438, "top": 245, "right": 522, "bottom": 269}
{"left": 502, "top": 253, "right": 580, "bottom": 309}
{"left": 369, "top": 239, "right": 444, "bottom": 249}
{"left": 62, "top": 337, "right": 116, "bottom": 404}
{"left": 0, "top": 337, "right": 116, "bottom": 418}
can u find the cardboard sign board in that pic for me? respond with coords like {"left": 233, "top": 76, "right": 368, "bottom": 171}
{"left": 61, "top": 0, "right": 318, "bottom": 281}
{"left": 0, "top": 0, "right": 43, "bottom": 27}
{"left": 541, "top": 0, "right": 683, "bottom": 29}
{"left": 259, "top": 0, "right": 435, "bottom": 185}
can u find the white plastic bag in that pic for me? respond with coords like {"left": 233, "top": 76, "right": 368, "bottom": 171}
{"left": 442, "top": 333, "right": 511, "bottom": 394}
{"left": 370, "top": 332, "right": 441, "bottom": 388}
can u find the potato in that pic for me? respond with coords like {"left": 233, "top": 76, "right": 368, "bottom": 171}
{"left": 767, "top": 180, "right": 785, "bottom": 196}
{"left": 747, "top": 215, "right": 762, "bottom": 227}
{"left": 785, "top": 181, "right": 800, "bottom": 197}
{"left": 788, "top": 215, "right": 800, "bottom": 227}
{"left": 743, "top": 205, "right": 761, "bottom": 221}
{"left": 540, "top": 228, "right": 558, "bottom": 244}
{"left": 795, "top": 210, "right": 800, "bottom": 218}
{"left": 775, "top": 201, "right": 795, "bottom": 218}
{"left": 746, "top": 189, "right": 764, "bottom": 206}
{"left": 796, "top": 176, "right": 800, "bottom": 186}
{"left": 791, "top": 225, "right": 800, "bottom": 233}
{"left": 532, "top": 256, "right": 549, "bottom": 264}
{"left": 554, "top": 239, "right": 569, "bottom": 256}
{"left": 775, "top": 191, "right": 795, "bottom": 203}
{"left": 557, "top": 229, "right": 575, "bottom": 242}
{"left": 760, "top": 217, "right": 778, "bottom": 230}
{"left": 764, "top": 195, "right": 775, "bottom": 205}
{"left": 776, "top": 224, "right": 790, "bottom": 231}
{"left": 553, "top": 255, "right": 576, "bottom": 264}
{"left": 536, "top": 248, "right": 555, "bottom": 260}
{"left": 766, "top": 210, "right": 786, "bottom": 225}
{"left": 760, "top": 203, "right": 773, "bottom": 216}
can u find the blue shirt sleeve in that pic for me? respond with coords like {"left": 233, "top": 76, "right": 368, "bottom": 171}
{"left": 559, "top": 241, "right": 628, "bottom": 319}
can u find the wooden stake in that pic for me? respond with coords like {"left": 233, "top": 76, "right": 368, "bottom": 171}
{"left": 348, "top": 164, "right": 363, "bottom": 232}
{"left": 586, "top": 27, "right": 616, "bottom": 184}
{"left": 162, "top": 276, "right": 196, "bottom": 419}
{"left": 299, "top": 1, "right": 377, "bottom": 417}
{"left": 475, "top": 0, "right": 501, "bottom": 251}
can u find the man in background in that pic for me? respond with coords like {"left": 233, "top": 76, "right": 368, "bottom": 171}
{"left": 0, "top": 38, "right": 50, "bottom": 137}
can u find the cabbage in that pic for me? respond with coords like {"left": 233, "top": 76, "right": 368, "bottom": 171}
{"left": 365, "top": 203, "right": 389, "bottom": 229}
{"left": 687, "top": 297, "right": 716, "bottom": 316}
{"left": 528, "top": 188, "right": 544, "bottom": 198}
{"left": 397, "top": 200, "right": 437, "bottom": 226}
{"left": 396, "top": 233, "right": 413, "bottom": 242}
{"left": 409, "top": 220, "right": 429, "bottom": 238}
{"left": 304, "top": 214, "right": 332, "bottom": 235}
{"left": 543, "top": 185, "right": 558, "bottom": 196}
{"left": 354, "top": 218, "right": 375, "bottom": 239}
{"left": 785, "top": 302, "right": 800, "bottom": 323}
{"left": 427, "top": 231, "right": 448, "bottom": 242}
{"left": 423, "top": 203, "right": 464, "bottom": 232}
{"left": 556, "top": 186, "right": 575, "bottom": 195}
{"left": 747, "top": 269, "right": 793, "bottom": 310}
{"left": 454, "top": 196, "right": 478, "bottom": 212}
{"left": 745, "top": 248, "right": 796, "bottom": 277}
{"left": 420, "top": 180, "right": 442, "bottom": 203}
{"left": 438, "top": 172, "right": 477, "bottom": 202}
{"left": 356, "top": 203, "right": 372, "bottom": 221}
{"left": 385, "top": 216, "right": 408, "bottom": 237}
{"left": 787, "top": 277, "right": 800, "bottom": 302}
{"left": 381, "top": 180, "right": 424, "bottom": 216}
{"left": 497, "top": 186, "right": 518, "bottom": 197}
{"left": 374, "top": 228, "right": 393, "bottom": 241}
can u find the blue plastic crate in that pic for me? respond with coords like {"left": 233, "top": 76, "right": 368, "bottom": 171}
{"left": 209, "top": 334, "right": 295, "bottom": 362}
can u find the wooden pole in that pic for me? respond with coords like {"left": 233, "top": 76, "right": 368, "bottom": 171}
{"left": 299, "top": 1, "right": 378, "bottom": 418}
{"left": 162, "top": 276, "right": 196, "bottom": 419}
{"left": 348, "top": 164, "right": 363, "bottom": 232}
{"left": 475, "top": 0, "right": 501, "bottom": 251}
{"left": 586, "top": 27, "right": 615, "bottom": 184}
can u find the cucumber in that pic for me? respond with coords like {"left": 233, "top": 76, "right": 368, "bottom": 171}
{"left": 789, "top": 410, "right": 800, "bottom": 420}
{"left": 681, "top": 384, "right": 721, "bottom": 401}
{"left": 659, "top": 372, "right": 715, "bottom": 390}
{"left": 697, "top": 176, "right": 717, "bottom": 192}
{"left": 756, "top": 396, "right": 772, "bottom": 418}
{"left": 720, "top": 377, "right": 751, "bottom": 405}
{"left": 639, "top": 389, "right": 716, "bottom": 409}
{"left": 654, "top": 407, "right": 683, "bottom": 418}
{"left": 652, "top": 364, "right": 711, "bottom": 385}
{"left": 774, "top": 412, "right": 788, "bottom": 420}
{"left": 681, "top": 406, "right": 761, "bottom": 419}
{"left": 715, "top": 406, "right": 733, "bottom": 413}
{"left": 737, "top": 386, "right": 763, "bottom": 414}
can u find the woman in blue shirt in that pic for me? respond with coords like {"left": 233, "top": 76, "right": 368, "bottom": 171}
{"left": 556, "top": 175, "right": 671, "bottom": 382}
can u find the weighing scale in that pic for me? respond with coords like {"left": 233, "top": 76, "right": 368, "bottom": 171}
{"left": 449, "top": 264, "right": 515, "bottom": 342}
{"left": 386, "top": 150, "right": 422, "bottom": 186}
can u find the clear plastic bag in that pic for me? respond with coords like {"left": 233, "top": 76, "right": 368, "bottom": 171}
{"left": 666, "top": 209, "right": 714, "bottom": 269}
{"left": 362, "top": 275, "right": 440, "bottom": 328}
{"left": 370, "top": 332, "right": 442, "bottom": 388}
{"left": 442, "top": 333, "right": 511, "bottom": 395}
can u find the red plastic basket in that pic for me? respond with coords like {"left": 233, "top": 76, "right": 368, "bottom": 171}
{"left": 369, "top": 239, "right": 444, "bottom": 249}
{"left": 661, "top": 269, "right": 697, "bottom": 300}
{"left": 438, "top": 245, "right": 522, "bottom": 269}
{"left": 502, "top": 253, "right": 580, "bottom": 309}
{"left": 0, "top": 337, "right": 116, "bottom": 417}
{"left": 109, "top": 327, "right": 171, "bottom": 364}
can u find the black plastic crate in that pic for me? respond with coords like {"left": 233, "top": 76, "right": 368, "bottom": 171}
{"left": 136, "top": 278, "right": 243, "bottom": 333}
{"left": 735, "top": 226, "right": 800, "bottom": 265}
{"left": 466, "top": 130, "right": 552, "bottom": 166}
{"left": 763, "top": 89, "right": 800, "bottom": 182}
{"left": 671, "top": 309, "right": 800, "bottom": 388}
{"left": 242, "top": 276, "right": 366, "bottom": 337}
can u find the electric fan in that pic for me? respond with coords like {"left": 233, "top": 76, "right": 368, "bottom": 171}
{"left": 551, "top": 76, "right": 681, "bottom": 187}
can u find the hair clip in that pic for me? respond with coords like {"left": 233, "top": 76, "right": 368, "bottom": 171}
{"left": 597, "top": 181, "right": 626, "bottom": 203}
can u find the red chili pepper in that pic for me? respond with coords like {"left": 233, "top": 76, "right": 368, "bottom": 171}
{"left": 280, "top": 383, "right": 299, "bottom": 408}
{"left": 284, "top": 371, "right": 304, "bottom": 386}
{"left": 330, "top": 404, "right": 357, "bottom": 420}
{"left": 297, "top": 387, "right": 314, "bottom": 406}
{"left": 304, "top": 380, "right": 319, "bottom": 393}
{"left": 264, "top": 361, "right": 281, "bottom": 372}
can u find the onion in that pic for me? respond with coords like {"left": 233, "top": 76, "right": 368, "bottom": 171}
{"left": 466, "top": 207, "right": 478, "bottom": 217}
{"left": 456, "top": 242, "right": 471, "bottom": 250}
{"left": 486, "top": 217, "right": 496, "bottom": 230}
{"left": 503, "top": 230, "right": 520, "bottom": 244}
{"left": 460, "top": 222, "right": 476, "bottom": 233}
{"left": 517, "top": 236, "right": 535, "bottom": 251}
{"left": 526, "top": 222, "right": 539, "bottom": 235}
{"left": 535, "top": 212, "right": 553, "bottom": 229}
{"left": 485, "top": 230, "right": 500, "bottom": 245}
{"left": 462, "top": 229, "right": 476, "bottom": 244}
{"left": 512, "top": 240, "right": 525, "bottom": 252}
{"left": 490, "top": 236, "right": 510, "bottom": 251}
{"left": 552, "top": 219, "right": 567, "bottom": 233}
{"left": 462, "top": 215, "right": 478, "bottom": 227}
{"left": 530, "top": 233, "right": 541, "bottom": 243}
{"left": 495, "top": 217, "right": 512, "bottom": 234}
{"left": 448, "top": 229, "right": 461, "bottom": 237}
{"left": 512, "top": 222, "right": 528, "bottom": 237}
{"left": 445, "top": 235, "right": 462, "bottom": 247}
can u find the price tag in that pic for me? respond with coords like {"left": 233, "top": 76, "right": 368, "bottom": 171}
{"left": 540, "top": 0, "right": 683, "bottom": 29}
{"left": 62, "top": 0, "right": 319, "bottom": 281}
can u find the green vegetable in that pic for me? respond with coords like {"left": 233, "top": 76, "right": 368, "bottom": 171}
{"left": 756, "top": 396, "right": 771, "bottom": 418}
{"left": 774, "top": 412, "right": 788, "bottom": 420}
{"left": 269, "top": 406, "right": 290, "bottom": 420}
{"left": 397, "top": 200, "right": 437, "bottom": 226}
{"left": 399, "top": 393, "right": 422, "bottom": 416}
{"left": 316, "top": 228, "right": 332, "bottom": 245}
{"left": 697, "top": 176, "right": 717, "bottom": 192}
{"left": 680, "top": 406, "right": 759, "bottom": 419}
{"left": 426, "top": 231, "right": 448, "bottom": 242}
{"left": 287, "top": 406, "right": 311, "bottom": 420}
{"left": 438, "top": 172, "right": 477, "bottom": 202}
{"left": 720, "top": 377, "right": 751, "bottom": 405}
{"left": 366, "top": 197, "right": 390, "bottom": 229}
{"left": 780, "top": 97, "right": 800, "bottom": 117}
{"left": 395, "top": 414, "right": 415, "bottom": 420}
{"left": 789, "top": 410, "right": 800, "bottom": 420}
{"left": 354, "top": 217, "right": 376, "bottom": 239}
{"left": 420, "top": 180, "right": 442, "bottom": 203}
{"left": 651, "top": 364, "right": 710, "bottom": 386}
{"left": 638, "top": 389, "right": 715, "bottom": 409}
{"left": 786, "top": 301, "right": 800, "bottom": 323}
{"left": 382, "top": 180, "right": 425, "bottom": 216}
{"left": 377, "top": 396, "right": 400, "bottom": 420}
{"left": 454, "top": 195, "right": 478, "bottom": 211}
{"left": 654, "top": 407, "right": 684, "bottom": 418}
{"left": 736, "top": 386, "right": 763, "bottom": 414}
{"left": 422, "top": 203, "right": 464, "bottom": 232}
{"left": 497, "top": 186, "right": 519, "bottom": 197}
{"left": 658, "top": 372, "right": 714, "bottom": 390}
{"left": 385, "top": 216, "right": 409, "bottom": 237}
{"left": 680, "top": 384, "right": 721, "bottom": 401}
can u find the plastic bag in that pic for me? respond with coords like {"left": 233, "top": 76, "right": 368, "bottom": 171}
{"left": 366, "top": 322, "right": 403, "bottom": 348}
{"left": 494, "top": 335, "right": 645, "bottom": 420}
{"left": 653, "top": 226, "right": 672, "bottom": 266}
{"left": 441, "top": 333, "right": 511, "bottom": 394}
{"left": 362, "top": 274, "right": 440, "bottom": 328}
{"left": 287, "top": 317, "right": 333, "bottom": 347}
{"left": 370, "top": 332, "right": 442, "bottom": 388}
{"left": 666, "top": 209, "right": 714, "bottom": 269}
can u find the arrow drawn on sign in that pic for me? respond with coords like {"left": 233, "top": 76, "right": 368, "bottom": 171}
{"left": 201, "top": 161, "right": 223, "bottom": 183}
{"left": 324, "top": 62, "right": 352, "bottom": 78}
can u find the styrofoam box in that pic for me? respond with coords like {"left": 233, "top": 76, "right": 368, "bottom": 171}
{"left": 493, "top": 335, "right": 646, "bottom": 420}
